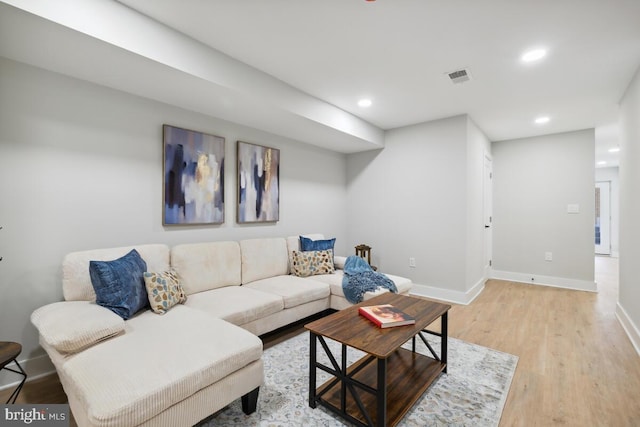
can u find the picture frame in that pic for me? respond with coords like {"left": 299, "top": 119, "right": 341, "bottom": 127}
{"left": 237, "top": 141, "right": 280, "bottom": 223}
{"left": 163, "top": 124, "right": 225, "bottom": 225}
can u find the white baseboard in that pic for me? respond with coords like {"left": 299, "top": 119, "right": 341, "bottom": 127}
{"left": 616, "top": 302, "right": 640, "bottom": 357}
{"left": 410, "top": 277, "right": 486, "bottom": 305}
{"left": 0, "top": 352, "right": 55, "bottom": 391}
{"left": 490, "top": 270, "right": 597, "bottom": 292}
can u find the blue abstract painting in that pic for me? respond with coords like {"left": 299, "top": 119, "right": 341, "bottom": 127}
{"left": 163, "top": 125, "right": 225, "bottom": 225}
{"left": 237, "top": 141, "right": 280, "bottom": 223}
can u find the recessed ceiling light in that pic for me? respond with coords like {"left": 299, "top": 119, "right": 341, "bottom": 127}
{"left": 358, "top": 99, "right": 372, "bottom": 108}
{"left": 597, "top": 161, "right": 607, "bottom": 166}
{"left": 608, "top": 147, "right": 620, "bottom": 153}
{"left": 534, "top": 116, "right": 550, "bottom": 124}
{"left": 522, "top": 48, "right": 547, "bottom": 63}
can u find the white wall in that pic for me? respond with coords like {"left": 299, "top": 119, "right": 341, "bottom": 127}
{"left": 492, "top": 130, "right": 596, "bottom": 290}
{"left": 0, "top": 1, "right": 384, "bottom": 153}
{"left": 0, "top": 57, "right": 348, "bottom": 386}
{"left": 595, "top": 167, "right": 620, "bottom": 257}
{"left": 617, "top": 65, "right": 640, "bottom": 353}
{"left": 346, "top": 115, "right": 490, "bottom": 303}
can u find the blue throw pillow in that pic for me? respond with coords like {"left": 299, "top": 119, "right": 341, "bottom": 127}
{"left": 300, "top": 236, "right": 336, "bottom": 251}
{"left": 89, "top": 249, "right": 149, "bottom": 320}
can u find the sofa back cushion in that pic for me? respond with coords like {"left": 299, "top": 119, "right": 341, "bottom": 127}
{"left": 240, "top": 238, "right": 289, "bottom": 283}
{"left": 170, "top": 241, "right": 241, "bottom": 295}
{"left": 63, "top": 244, "right": 170, "bottom": 302}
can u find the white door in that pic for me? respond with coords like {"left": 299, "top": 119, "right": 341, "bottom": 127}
{"left": 483, "top": 154, "right": 493, "bottom": 275}
{"left": 595, "top": 181, "right": 611, "bottom": 255}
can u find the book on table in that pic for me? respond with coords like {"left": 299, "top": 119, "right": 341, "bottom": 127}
{"left": 358, "top": 304, "right": 416, "bottom": 328}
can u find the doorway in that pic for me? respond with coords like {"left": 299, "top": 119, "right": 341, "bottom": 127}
{"left": 595, "top": 181, "right": 611, "bottom": 255}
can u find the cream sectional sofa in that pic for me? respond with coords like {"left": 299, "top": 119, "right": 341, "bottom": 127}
{"left": 31, "top": 235, "right": 412, "bottom": 427}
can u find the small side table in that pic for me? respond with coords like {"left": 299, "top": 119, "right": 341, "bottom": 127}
{"left": 355, "top": 244, "right": 377, "bottom": 271}
{"left": 0, "top": 342, "right": 27, "bottom": 404}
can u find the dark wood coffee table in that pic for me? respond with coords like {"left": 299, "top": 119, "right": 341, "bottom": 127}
{"left": 0, "top": 342, "right": 27, "bottom": 404}
{"left": 305, "top": 293, "right": 450, "bottom": 427}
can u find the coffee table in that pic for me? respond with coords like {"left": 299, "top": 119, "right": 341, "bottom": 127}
{"left": 305, "top": 293, "right": 450, "bottom": 427}
{"left": 0, "top": 342, "right": 27, "bottom": 404}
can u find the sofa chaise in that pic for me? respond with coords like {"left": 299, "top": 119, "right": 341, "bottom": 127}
{"left": 31, "top": 234, "right": 412, "bottom": 427}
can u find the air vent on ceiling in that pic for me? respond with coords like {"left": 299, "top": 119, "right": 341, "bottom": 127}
{"left": 447, "top": 68, "right": 471, "bottom": 84}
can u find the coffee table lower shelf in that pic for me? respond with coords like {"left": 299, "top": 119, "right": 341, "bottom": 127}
{"left": 311, "top": 345, "right": 446, "bottom": 427}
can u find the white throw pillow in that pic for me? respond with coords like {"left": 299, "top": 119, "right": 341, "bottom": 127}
{"left": 31, "top": 301, "right": 125, "bottom": 353}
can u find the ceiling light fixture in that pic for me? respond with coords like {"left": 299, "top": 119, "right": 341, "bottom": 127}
{"left": 534, "top": 116, "right": 550, "bottom": 124}
{"left": 608, "top": 147, "right": 620, "bottom": 153}
{"left": 521, "top": 48, "right": 547, "bottom": 63}
{"left": 597, "top": 161, "right": 607, "bottom": 166}
{"left": 358, "top": 99, "right": 372, "bottom": 108}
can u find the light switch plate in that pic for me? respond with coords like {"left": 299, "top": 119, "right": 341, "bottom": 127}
{"left": 567, "top": 204, "right": 580, "bottom": 214}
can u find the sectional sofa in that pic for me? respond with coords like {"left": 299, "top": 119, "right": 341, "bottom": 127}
{"left": 30, "top": 234, "right": 412, "bottom": 427}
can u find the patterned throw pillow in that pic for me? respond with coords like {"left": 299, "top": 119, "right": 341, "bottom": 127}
{"left": 291, "top": 249, "right": 335, "bottom": 277}
{"left": 143, "top": 270, "right": 187, "bottom": 315}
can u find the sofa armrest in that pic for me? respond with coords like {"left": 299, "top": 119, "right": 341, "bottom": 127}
{"left": 31, "top": 301, "right": 125, "bottom": 354}
{"left": 334, "top": 256, "right": 347, "bottom": 270}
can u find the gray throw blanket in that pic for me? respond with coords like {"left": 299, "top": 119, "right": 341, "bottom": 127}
{"left": 342, "top": 255, "right": 397, "bottom": 304}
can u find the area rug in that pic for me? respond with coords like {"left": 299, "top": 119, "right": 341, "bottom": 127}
{"left": 200, "top": 332, "right": 517, "bottom": 426}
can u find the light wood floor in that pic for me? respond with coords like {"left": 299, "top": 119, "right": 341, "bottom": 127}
{"left": 451, "top": 256, "right": 640, "bottom": 426}
{"left": 2, "top": 256, "right": 639, "bottom": 426}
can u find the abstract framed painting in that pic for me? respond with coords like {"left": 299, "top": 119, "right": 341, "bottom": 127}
{"left": 163, "top": 124, "right": 225, "bottom": 225}
{"left": 237, "top": 141, "right": 280, "bottom": 223}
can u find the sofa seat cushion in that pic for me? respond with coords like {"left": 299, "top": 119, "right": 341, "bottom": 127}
{"left": 185, "top": 286, "right": 284, "bottom": 326}
{"left": 312, "top": 270, "right": 413, "bottom": 299}
{"left": 60, "top": 305, "right": 262, "bottom": 427}
{"left": 243, "top": 275, "right": 330, "bottom": 309}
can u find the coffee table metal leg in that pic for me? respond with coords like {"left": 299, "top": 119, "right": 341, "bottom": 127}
{"left": 341, "top": 344, "right": 348, "bottom": 411}
{"left": 309, "top": 332, "right": 317, "bottom": 408}
{"left": 377, "top": 357, "right": 387, "bottom": 427}
{"left": 4, "top": 359, "right": 27, "bottom": 404}
{"left": 441, "top": 312, "right": 448, "bottom": 374}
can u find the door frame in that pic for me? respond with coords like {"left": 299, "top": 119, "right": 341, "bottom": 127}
{"left": 595, "top": 181, "right": 611, "bottom": 255}
{"left": 483, "top": 153, "right": 493, "bottom": 276}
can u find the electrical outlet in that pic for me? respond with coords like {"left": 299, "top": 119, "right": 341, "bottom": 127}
{"left": 409, "top": 257, "right": 416, "bottom": 268}
{"left": 545, "top": 252, "right": 553, "bottom": 261}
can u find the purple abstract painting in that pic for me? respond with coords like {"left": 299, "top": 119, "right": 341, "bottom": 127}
{"left": 237, "top": 141, "right": 280, "bottom": 223}
{"left": 163, "top": 125, "right": 225, "bottom": 225}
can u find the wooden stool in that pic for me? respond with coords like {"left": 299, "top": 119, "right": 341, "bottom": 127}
{"left": 355, "top": 244, "right": 377, "bottom": 271}
{"left": 0, "top": 342, "right": 27, "bottom": 404}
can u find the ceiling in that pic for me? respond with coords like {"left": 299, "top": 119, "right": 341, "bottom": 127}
{"left": 117, "top": 0, "right": 640, "bottom": 167}
{"left": 3, "top": 0, "right": 640, "bottom": 166}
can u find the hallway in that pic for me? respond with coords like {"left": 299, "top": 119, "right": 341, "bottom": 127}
{"left": 595, "top": 254, "right": 619, "bottom": 307}
{"left": 449, "top": 254, "right": 640, "bottom": 426}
